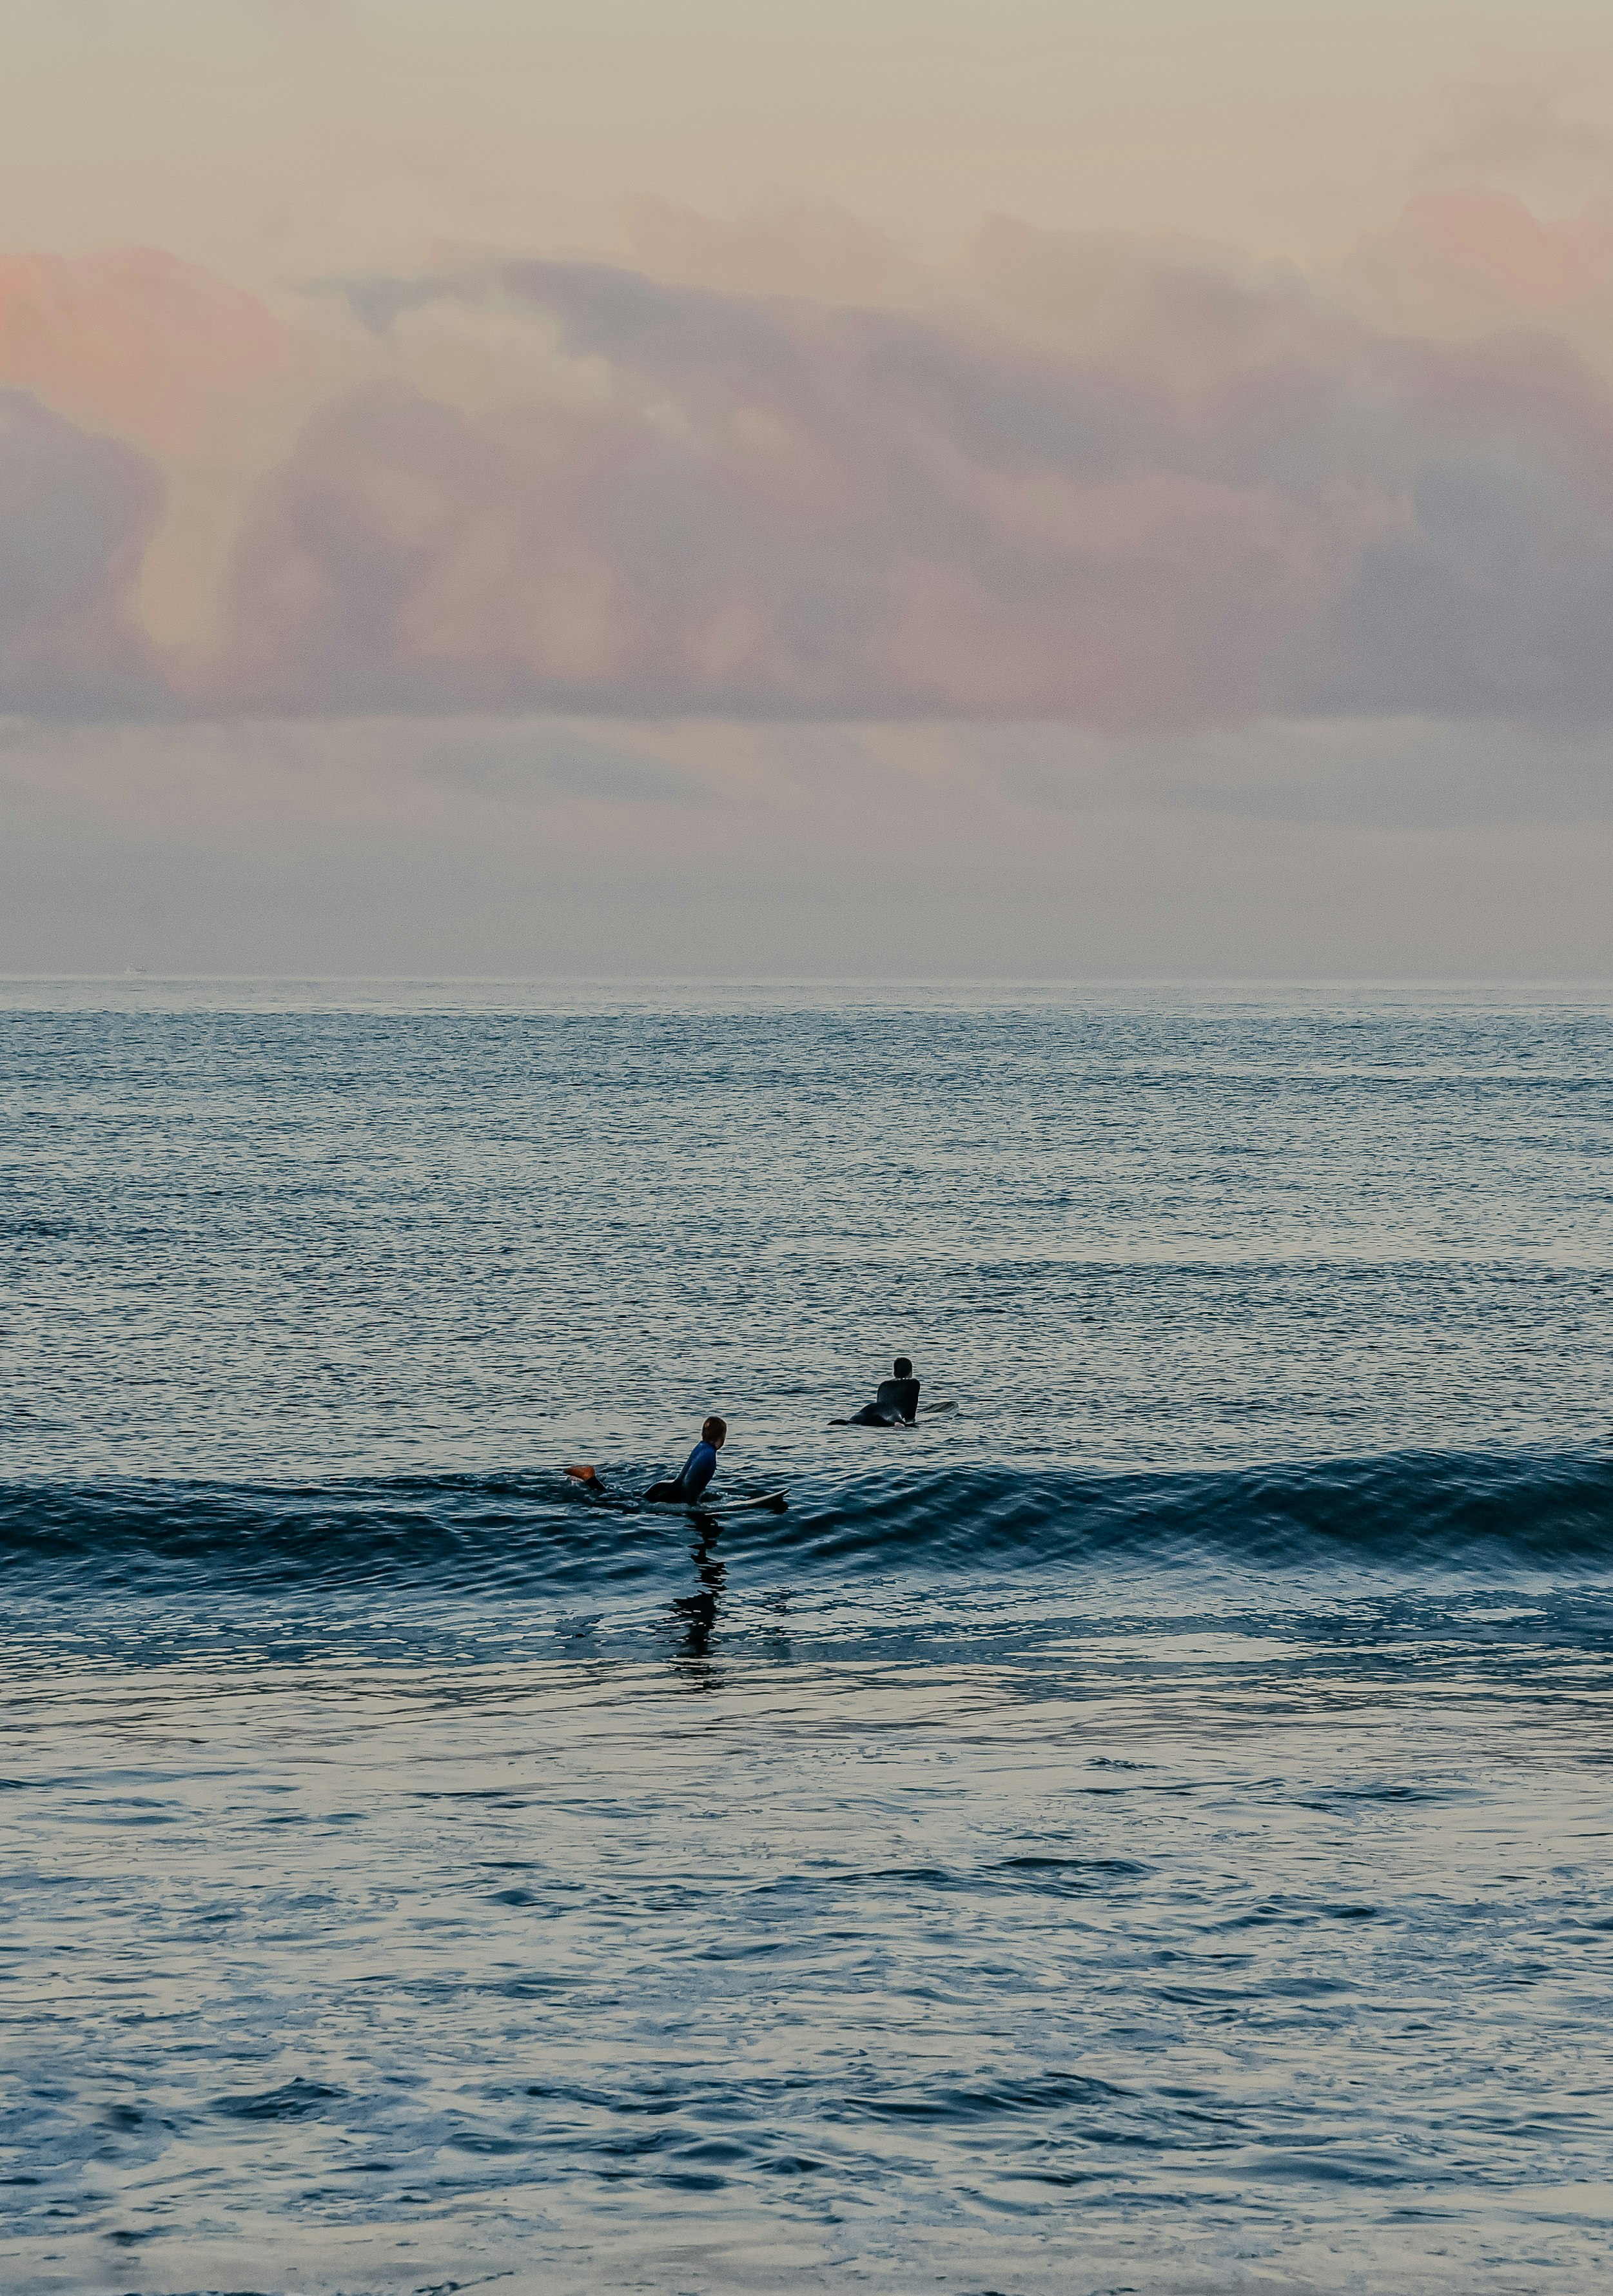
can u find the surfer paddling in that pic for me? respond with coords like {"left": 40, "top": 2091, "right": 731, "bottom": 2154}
{"left": 647, "top": 1417, "right": 726, "bottom": 1504}
{"left": 567, "top": 1416, "right": 727, "bottom": 1506}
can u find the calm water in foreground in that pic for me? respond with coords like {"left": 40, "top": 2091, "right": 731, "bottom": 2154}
{"left": 3, "top": 979, "right": 1612, "bottom": 2295}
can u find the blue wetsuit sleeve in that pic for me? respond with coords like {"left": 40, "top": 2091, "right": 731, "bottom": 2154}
{"left": 679, "top": 1442, "right": 718, "bottom": 1502}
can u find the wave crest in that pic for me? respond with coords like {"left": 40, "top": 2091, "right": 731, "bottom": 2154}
{"left": 3, "top": 1449, "right": 1610, "bottom": 1595}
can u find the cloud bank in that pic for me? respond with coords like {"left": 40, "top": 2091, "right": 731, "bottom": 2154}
{"left": 0, "top": 389, "right": 162, "bottom": 714}
{"left": 9, "top": 195, "right": 1613, "bottom": 733}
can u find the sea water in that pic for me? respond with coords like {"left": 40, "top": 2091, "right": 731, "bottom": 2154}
{"left": 3, "top": 979, "right": 1612, "bottom": 2295}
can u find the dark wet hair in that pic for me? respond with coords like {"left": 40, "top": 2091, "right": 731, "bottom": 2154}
{"left": 703, "top": 1416, "right": 728, "bottom": 1441}
{"left": 894, "top": 1358, "right": 912, "bottom": 1379}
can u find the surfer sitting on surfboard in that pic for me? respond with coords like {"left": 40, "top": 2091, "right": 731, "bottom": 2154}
{"left": 568, "top": 1416, "right": 727, "bottom": 1504}
{"left": 845, "top": 1358, "right": 921, "bottom": 1426}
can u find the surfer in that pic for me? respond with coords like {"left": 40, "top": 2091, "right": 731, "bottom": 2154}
{"left": 645, "top": 1417, "right": 727, "bottom": 1505}
{"left": 567, "top": 1416, "right": 727, "bottom": 1505}
{"left": 843, "top": 1357, "right": 921, "bottom": 1427}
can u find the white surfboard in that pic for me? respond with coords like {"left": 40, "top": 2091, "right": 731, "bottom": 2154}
{"left": 567, "top": 1469, "right": 787, "bottom": 1515}
{"left": 645, "top": 1488, "right": 788, "bottom": 1515}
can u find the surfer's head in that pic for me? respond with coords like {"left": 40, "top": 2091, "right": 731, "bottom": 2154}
{"left": 894, "top": 1357, "right": 913, "bottom": 1379}
{"left": 703, "top": 1416, "right": 728, "bottom": 1447}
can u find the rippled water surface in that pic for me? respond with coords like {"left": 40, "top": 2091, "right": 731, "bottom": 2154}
{"left": 4, "top": 979, "right": 1613, "bottom": 2294}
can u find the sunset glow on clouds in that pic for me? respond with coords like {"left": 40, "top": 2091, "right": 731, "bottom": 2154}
{"left": 13, "top": 197, "right": 1613, "bottom": 731}
{"left": 3, "top": 0, "right": 1612, "bottom": 970}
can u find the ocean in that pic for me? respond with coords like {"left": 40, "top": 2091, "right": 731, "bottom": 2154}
{"left": 4, "top": 979, "right": 1612, "bottom": 2295}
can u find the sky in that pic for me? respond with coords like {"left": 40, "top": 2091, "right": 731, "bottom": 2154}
{"left": 3, "top": 0, "right": 1613, "bottom": 975}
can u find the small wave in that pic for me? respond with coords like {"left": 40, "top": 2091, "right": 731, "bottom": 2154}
{"left": 1, "top": 1449, "right": 1610, "bottom": 1597}
{"left": 214, "top": 2078, "right": 347, "bottom": 2123}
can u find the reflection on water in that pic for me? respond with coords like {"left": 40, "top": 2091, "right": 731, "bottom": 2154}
{"left": 670, "top": 1527, "right": 727, "bottom": 1673}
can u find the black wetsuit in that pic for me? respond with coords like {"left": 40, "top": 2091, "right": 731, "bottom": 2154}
{"left": 848, "top": 1376, "right": 921, "bottom": 1427}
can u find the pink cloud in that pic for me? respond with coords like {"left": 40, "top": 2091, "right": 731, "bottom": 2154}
{"left": 11, "top": 208, "right": 1613, "bottom": 728}
{"left": 192, "top": 246, "right": 1613, "bottom": 725}
{"left": 0, "top": 248, "right": 291, "bottom": 458}
{"left": 206, "top": 381, "right": 646, "bottom": 712}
